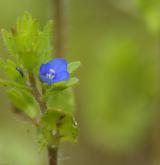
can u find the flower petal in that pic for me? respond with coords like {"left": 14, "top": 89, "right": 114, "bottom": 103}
{"left": 53, "top": 71, "right": 69, "bottom": 83}
{"left": 39, "top": 74, "right": 55, "bottom": 84}
{"left": 48, "top": 58, "right": 67, "bottom": 73}
{"left": 39, "top": 63, "right": 52, "bottom": 74}
{"left": 39, "top": 64, "right": 47, "bottom": 74}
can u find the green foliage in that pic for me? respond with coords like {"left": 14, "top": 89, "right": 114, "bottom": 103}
{"left": 0, "top": 79, "right": 29, "bottom": 90}
{"left": 38, "top": 86, "right": 78, "bottom": 148}
{"left": 5, "top": 60, "right": 25, "bottom": 84}
{"left": 38, "top": 110, "right": 78, "bottom": 148}
{"left": 46, "top": 88, "right": 75, "bottom": 115}
{"left": 7, "top": 88, "right": 40, "bottom": 118}
{"left": 65, "top": 77, "right": 79, "bottom": 87}
{"left": 1, "top": 29, "right": 18, "bottom": 58}
{"left": 0, "top": 12, "right": 80, "bottom": 149}
{"left": 2, "top": 12, "right": 53, "bottom": 71}
{"left": 44, "top": 77, "right": 79, "bottom": 100}
{"left": 68, "top": 61, "right": 81, "bottom": 74}
{"left": 59, "top": 115, "right": 78, "bottom": 142}
{"left": 37, "top": 111, "right": 60, "bottom": 147}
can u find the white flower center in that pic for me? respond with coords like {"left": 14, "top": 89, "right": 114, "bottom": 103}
{"left": 46, "top": 69, "right": 55, "bottom": 80}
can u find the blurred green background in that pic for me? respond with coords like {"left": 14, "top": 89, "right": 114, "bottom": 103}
{"left": 0, "top": 0, "right": 160, "bottom": 165}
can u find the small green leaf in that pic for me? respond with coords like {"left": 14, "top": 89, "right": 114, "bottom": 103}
{"left": 44, "top": 78, "right": 79, "bottom": 100}
{"left": 7, "top": 88, "right": 39, "bottom": 118}
{"left": 65, "top": 77, "right": 79, "bottom": 87}
{"left": 43, "top": 84, "right": 66, "bottom": 101}
{"left": 67, "top": 61, "right": 81, "bottom": 74}
{"left": 46, "top": 88, "right": 75, "bottom": 115}
{"left": 38, "top": 110, "right": 61, "bottom": 148}
{"left": 37, "top": 126, "right": 52, "bottom": 149}
{"left": 4, "top": 60, "right": 25, "bottom": 83}
{"left": 37, "top": 20, "right": 53, "bottom": 63}
{"left": 0, "top": 79, "right": 30, "bottom": 90}
{"left": 1, "top": 29, "right": 17, "bottom": 57}
{"left": 41, "top": 111, "right": 60, "bottom": 131}
{"left": 38, "top": 110, "right": 78, "bottom": 148}
{"left": 59, "top": 115, "right": 78, "bottom": 143}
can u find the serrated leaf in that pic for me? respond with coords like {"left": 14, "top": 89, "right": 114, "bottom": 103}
{"left": 2, "top": 12, "right": 52, "bottom": 71}
{"left": 4, "top": 59, "right": 25, "bottom": 83}
{"left": 46, "top": 88, "right": 75, "bottom": 115}
{"left": 1, "top": 29, "right": 17, "bottom": 57}
{"left": 15, "top": 13, "right": 40, "bottom": 69}
{"left": 37, "top": 20, "right": 53, "bottom": 63}
{"left": 67, "top": 61, "right": 81, "bottom": 74}
{"left": 7, "top": 88, "right": 39, "bottom": 118}
{"left": 0, "top": 58, "right": 24, "bottom": 81}
{"left": 0, "top": 79, "right": 30, "bottom": 90}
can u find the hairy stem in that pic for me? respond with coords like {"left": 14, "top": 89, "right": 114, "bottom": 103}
{"left": 29, "top": 73, "right": 46, "bottom": 114}
{"left": 28, "top": 74, "right": 59, "bottom": 165}
{"left": 48, "top": 114, "right": 65, "bottom": 165}
{"left": 48, "top": 146, "right": 58, "bottom": 165}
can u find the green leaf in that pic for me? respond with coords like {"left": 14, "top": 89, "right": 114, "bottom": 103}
{"left": 1, "top": 29, "right": 17, "bottom": 57}
{"left": 0, "top": 59, "right": 26, "bottom": 84}
{"left": 7, "top": 88, "right": 39, "bottom": 118}
{"left": 43, "top": 84, "right": 66, "bottom": 101}
{"left": 37, "top": 126, "right": 50, "bottom": 149}
{"left": 65, "top": 77, "right": 79, "bottom": 87}
{"left": 2, "top": 12, "right": 52, "bottom": 71}
{"left": 37, "top": 20, "right": 53, "bottom": 63}
{"left": 15, "top": 13, "right": 40, "bottom": 69}
{"left": 67, "top": 61, "right": 81, "bottom": 74}
{"left": 0, "top": 79, "right": 30, "bottom": 90}
{"left": 44, "top": 77, "right": 79, "bottom": 100}
{"left": 37, "top": 110, "right": 61, "bottom": 148}
{"left": 4, "top": 59, "right": 25, "bottom": 83}
{"left": 41, "top": 111, "right": 60, "bottom": 131}
{"left": 59, "top": 115, "right": 78, "bottom": 143}
{"left": 38, "top": 110, "right": 78, "bottom": 148}
{"left": 46, "top": 88, "right": 75, "bottom": 115}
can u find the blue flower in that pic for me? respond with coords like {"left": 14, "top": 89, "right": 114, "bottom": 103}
{"left": 39, "top": 58, "right": 69, "bottom": 84}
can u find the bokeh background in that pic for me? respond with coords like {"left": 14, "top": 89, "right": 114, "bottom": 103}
{"left": 0, "top": 0, "right": 160, "bottom": 165}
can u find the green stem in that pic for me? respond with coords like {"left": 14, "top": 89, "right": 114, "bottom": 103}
{"left": 28, "top": 73, "right": 46, "bottom": 114}
{"left": 48, "top": 114, "right": 65, "bottom": 165}
{"left": 28, "top": 73, "right": 60, "bottom": 165}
